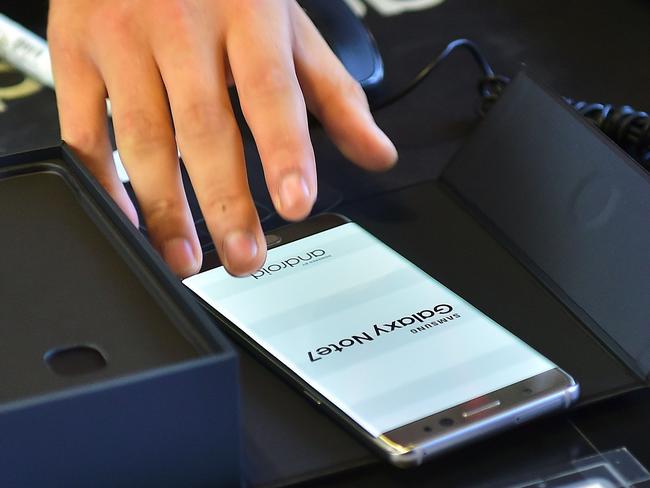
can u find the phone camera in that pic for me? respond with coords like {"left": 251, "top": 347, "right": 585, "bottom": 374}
{"left": 423, "top": 425, "right": 432, "bottom": 432}
{"left": 522, "top": 387, "right": 533, "bottom": 395}
{"left": 439, "top": 417, "right": 454, "bottom": 427}
{"left": 265, "top": 234, "right": 282, "bottom": 248}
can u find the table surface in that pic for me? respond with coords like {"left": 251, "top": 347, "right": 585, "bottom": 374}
{"left": 1, "top": 1, "right": 649, "bottom": 486}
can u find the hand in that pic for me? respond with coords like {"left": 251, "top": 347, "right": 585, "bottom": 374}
{"left": 48, "top": 0, "right": 398, "bottom": 277}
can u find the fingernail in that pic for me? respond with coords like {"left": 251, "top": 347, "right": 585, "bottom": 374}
{"left": 163, "top": 237, "right": 198, "bottom": 277}
{"left": 223, "top": 230, "right": 258, "bottom": 271}
{"left": 279, "top": 172, "right": 311, "bottom": 213}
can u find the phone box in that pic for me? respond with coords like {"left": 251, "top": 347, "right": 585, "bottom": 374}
{"left": 0, "top": 146, "right": 241, "bottom": 487}
{"left": 440, "top": 71, "right": 650, "bottom": 391}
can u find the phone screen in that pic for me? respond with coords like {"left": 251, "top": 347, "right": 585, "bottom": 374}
{"left": 184, "top": 222, "right": 555, "bottom": 437}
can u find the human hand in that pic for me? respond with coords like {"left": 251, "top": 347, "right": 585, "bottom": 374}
{"left": 48, "top": 0, "right": 397, "bottom": 277}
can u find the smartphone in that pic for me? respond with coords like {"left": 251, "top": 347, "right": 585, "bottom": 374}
{"left": 183, "top": 214, "right": 579, "bottom": 467}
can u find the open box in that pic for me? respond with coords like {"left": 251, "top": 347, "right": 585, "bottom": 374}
{"left": 0, "top": 148, "right": 241, "bottom": 487}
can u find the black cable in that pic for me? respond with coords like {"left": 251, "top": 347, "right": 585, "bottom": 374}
{"left": 371, "top": 38, "right": 509, "bottom": 110}
{"left": 373, "top": 38, "right": 650, "bottom": 171}
{"left": 564, "top": 98, "right": 650, "bottom": 169}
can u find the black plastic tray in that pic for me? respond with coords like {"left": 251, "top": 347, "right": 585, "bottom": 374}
{"left": 0, "top": 146, "right": 241, "bottom": 487}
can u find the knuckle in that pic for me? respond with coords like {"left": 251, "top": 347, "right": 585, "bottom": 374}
{"left": 155, "top": 0, "right": 197, "bottom": 42}
{"left": 116, "top": 110, "right": 171, "bottom": 152}
{"left": 349, "top": 79, "right": 367, "bottom": 103}
{"left": 319, "top": 74, "right": 368, "bottom": 118}
{"left": 48, "top": 23, "right": 84, "bottom": 61}
{"left": 175, "top": 101, "right": 237, "bottom": 143}
{"left": 244, "top": 66, "right": 294, "bottom": 100}
{"left": 236, "top": 0, "right": 265, "bottom": 17}
{"left": 97, "top": 4, "right": 134, "bottom": 39}
{"left": 142, "top": 198, "right": 186, "bottom": 234}
{"left": 63, "top": 127, "right": 104, "bottom": 154}
{"left": 160, "top": 0, "right": 194, "bottom": 25}
{"left": 146, "top": 198, "right": 178, "bottom": 222}
{"left": 338, "top": 75, "right": 366, "bottom": 104}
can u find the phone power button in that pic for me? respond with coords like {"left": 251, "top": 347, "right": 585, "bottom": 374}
{"left": 303, "top": 390, "right": 322, "bottom": 406}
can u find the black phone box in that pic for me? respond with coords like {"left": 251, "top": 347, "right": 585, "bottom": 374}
{"left": 234, "top": 72, "right": 650, "bottom": 486}
{"left": 0, "top": 147, "right": 241, "bottom": 487}
{"left": 440, "top": 71, "right": 650, "bottom": 394}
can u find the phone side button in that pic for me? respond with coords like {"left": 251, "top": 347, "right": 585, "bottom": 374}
{"left": 303, "top": 390, "right": 322, "bottom": 406}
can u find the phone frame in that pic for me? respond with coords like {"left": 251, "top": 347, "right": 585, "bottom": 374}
{"left": 187, "top": 213, "right": 580, "bottom": 467}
